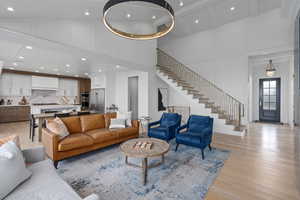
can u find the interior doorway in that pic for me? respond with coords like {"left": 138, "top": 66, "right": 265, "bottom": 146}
{"left": 259, "top": 78, "right": 281, "bottom": 122}
{"left": 128, "top": 76, "right": 139, "bottom": 120}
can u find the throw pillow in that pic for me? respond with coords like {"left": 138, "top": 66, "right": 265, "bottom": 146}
{"left": 0, "top": 135, "right": 20, "bottom": 148}
{"left": 46, "top": 117, "right": 69, "bottom": 139}
{"left": 117, "top": 111, "right": 132, "bottom": 127}
{"left": 0, "top": 141, "right": 32, "bottom": 199}
{"left": 109, "top": 119, "right": 126, "bottom": 129}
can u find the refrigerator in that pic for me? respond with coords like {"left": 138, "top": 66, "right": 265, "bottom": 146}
{"left": 90, "top": 89, "right": 105, "bottom": 113}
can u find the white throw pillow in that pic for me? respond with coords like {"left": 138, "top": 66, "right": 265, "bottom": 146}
{"left": 46, "top": 117, "right": 69, "bottom": 139}
{"left": 117, "top": 111, "right": 132, "bottom": 127}
{"left": 0, "top": 141, "right": 32, "bottom": 200}
{"left": 109, "top": 118, "right": 126, "bottom": 129}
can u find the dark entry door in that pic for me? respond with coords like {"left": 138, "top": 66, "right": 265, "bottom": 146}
{"left": 259, "top": 78, "right": 281, "bottom": 122}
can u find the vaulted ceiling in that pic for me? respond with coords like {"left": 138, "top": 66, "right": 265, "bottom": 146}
{"left": 0, "top": 0, "right": 286, "bottom": 77}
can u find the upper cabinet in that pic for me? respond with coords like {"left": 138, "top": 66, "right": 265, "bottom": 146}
{"left": 57, "top": 79, "right": 79, "bottom": 97}
{"left": 32, "top": 76, "right": 59, "bottom": 90}
{"left": 0, "top": 73, "right": 31, "bottom": 96}
{"left": 91, "top": 74, "right": 106, "bottom": 89}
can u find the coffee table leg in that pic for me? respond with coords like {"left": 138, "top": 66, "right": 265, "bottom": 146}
{"left": 142, "top": 158, "right": 148, "bottom": 185}
{"left": 125, "top": 156, "right": 128, "bottom": 164}
{"left": 162, "top": 154, "right": 165, "bottom": 164}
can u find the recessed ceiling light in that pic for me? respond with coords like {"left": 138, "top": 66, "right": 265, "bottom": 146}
{"left": 66, "top": 70, "right": 70, "bottom": 73}
{"left": 35, "top": 70, "right": 39, "bottom": 73}
{"left": 126, "top": 13, "right": 131, "bottom": 18}
{"left": 179, "top": 1, "right": 184, "bottom": 7}
{"left": 25, "top": 46, "right": 33, "bottom": 50}
{"left": 7, "top": 7, "right": 14, "bottom": 12}
{"left": 195, "top": 19, "right": 199, "bottom": 24}
{"left": 9, "top": 67, "right": 15, "bottom": 70}
{"left": 116, "top": 65, "right": 120, "bottom": 69}
{"left": 13, "top": 62, "right": 18, "bottom": 66}
{"left": 66, "top": 64, "right": 70, "bottom": 67}
{"left": 84, "top": 11, "right": 90, "bottom": 16}
{"left": 152, "top": 15, "right": 156, "bottom": 20}
{"left": 230, "top": 6, "right": 235, "bottom": 11}
{"left": 18, "top": 56, "right": 24, "bottom": 59}
{"left": 57, "top": 73, "right": 61, "bottom": 76}
{"left": 81, "top": 57, "right": 87, "bottom": 61}
{"left": 98, "top": 69, "right": 102, "bottom": 72}
{"left": 84, "top": 72, "right": 89, "bottom": 76}
{"left": 53, "top": 68, "right": 59, "bottom": 72}
{"left": 39, "top": 66, "right": 45, "bottom": 70}
{"left": 75, "top": 75, "right": 79, "bottom": 77}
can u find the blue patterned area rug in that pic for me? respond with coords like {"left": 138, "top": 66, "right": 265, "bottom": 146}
{"left": 57, "top": 142, "right": 230, "bottom": 200}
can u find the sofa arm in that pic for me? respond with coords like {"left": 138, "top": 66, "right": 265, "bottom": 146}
{"left": 22, "top": 146, "right": 45, "bottom": 164}
{"left": 132, "top": 120, "right": 140, "bottom": 129}
{"left": 83, "top": 194, "right": 99, "bottom": 200}
{"left": 42, "top": 128, "right": 59, "bottom": 161}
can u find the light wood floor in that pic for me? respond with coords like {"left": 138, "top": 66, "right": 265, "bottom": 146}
{"left": 0, "top": 121, "right": 299, "bottom": 199}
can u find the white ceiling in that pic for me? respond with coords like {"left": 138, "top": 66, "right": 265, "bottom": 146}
{"left": 0, "top": 0, "right": 283, "bottom": 77}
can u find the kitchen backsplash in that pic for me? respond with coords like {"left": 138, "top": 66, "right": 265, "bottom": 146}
{"left": 0, "top": 90, "right": 79, "bottom": 105}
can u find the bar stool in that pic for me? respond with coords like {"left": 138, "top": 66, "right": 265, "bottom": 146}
{"left": 29, "top": 114, "right": 38, "bottom": 142}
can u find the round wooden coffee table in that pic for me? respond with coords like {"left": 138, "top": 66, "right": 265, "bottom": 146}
{"left": 120, "top": 138, "right": 170, "bottom": 185}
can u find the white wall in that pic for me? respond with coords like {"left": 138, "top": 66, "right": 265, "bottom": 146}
{"left": 249, "top": 53, "right": 294, "bottom": 125}
{"left": 294, "top": 10, "right": 300, "bottom": 125}
{"left": 159, "top": 9, "right": 294, "bottom": 123}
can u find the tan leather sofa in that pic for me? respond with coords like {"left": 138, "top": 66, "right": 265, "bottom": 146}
{"left": 42, "top": 113, "right": 139, "bottom": 167}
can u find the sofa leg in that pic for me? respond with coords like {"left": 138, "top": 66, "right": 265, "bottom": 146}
{"left": 208, "top": 144, "right": 212, "bottom": 151}
{"left": 175, "top": 144, "right": 179, "bottom": 152}
{"left": 53, "top": 161, "right": 59, "bottom": 169}
{"left": 201, "top": 149, "right": 205, "bottom": 160}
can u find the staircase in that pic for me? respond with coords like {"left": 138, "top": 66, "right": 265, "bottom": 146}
{"left": 156, "top": 48, "right": 246, "bottom": 134}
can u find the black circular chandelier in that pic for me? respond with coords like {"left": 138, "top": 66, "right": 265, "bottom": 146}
{"left": 103, "top": 0, "right": 175, "bottom": 40}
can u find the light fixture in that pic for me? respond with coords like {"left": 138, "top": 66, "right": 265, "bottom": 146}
{"left": 98, "top": 69, "right": 102, "bottom": 72}
{"left": 66, "top": 64, "right": 70, "bottom": 67}
{"left": 9, "top": 67, "right": 15, "bottom": 70}
{"left": 116, "top": 65, "right": 120, "bottom": 69}
{"left": 103, "top": 0, "right": 175, "bottom": 40}
{"left": 84, "top": 72, "right": 89, "bottom": 76}
{"left": 53, "top": 68, "right": 59, "bottom": 72}
{"left": 230, "top": 6, "right": 235, "bottom": 11}
{"left": 265, "top": 60, "right": 276, "bottom": 77}
{"left": 35, "top": 70, "right": 39, "bottom": 73}
{"left": 152, "top": 15, "right": 156, "bottom": 20}
{"left": 25, "top": 46, "right": 33, "bottom": 50}
{"left": 81, "top": 57, "right": 87, "bottom": 61}
{"left": 179, "top": 1, "right": 184, "bottom": 7}
{"left": 7, "top": 7, "right": 14, "bottom": 12}
{"left": 66, "top": 70, "right": 70, "bottom": 73}
{"left": 18, "top": 56, "right": 24, "bottom": 59}
{"left": 85, "top": 11, "right": 90, "bottom": 16}
{"left": 195, "top": 19, "right": 199, "bottom": 24}
{"left": 13, "top": 62, "right": 18, "bottom": 66}
{"left": 39, "top": 66, "right": 45, "bottom": 70}
{"left": 75, "top": 75, "right": 79, "bottom": 77}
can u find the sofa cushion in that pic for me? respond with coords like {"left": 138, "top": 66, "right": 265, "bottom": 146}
{"left": 80, "top": 114, "right": 106, "bottom": 132}
{"left": 0, "top": 141, "right": 32, "bottom": 200}
{"left": 104, "top": 113, "right": 117, "bottom": 128}
{"left": 61, "top": 116, "right": 82, "bottom": 134}
{"left": 117, "top": 127, "right": 138, "bottom": 138}
{"left": 58, "top": 134, "right": 94, "bottom": 152}
{"left": 188, "top": 116, "right": 210, "bottom": 133}
{"left": 86, "top": 129, "right": 118, "bottom": 144}
{"left": 5, "top": 159, "right": 83, "bottom": 200}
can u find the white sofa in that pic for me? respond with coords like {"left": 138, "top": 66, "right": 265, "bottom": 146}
{"left": 5, "top": 147, "right": 98, "bottom": 200}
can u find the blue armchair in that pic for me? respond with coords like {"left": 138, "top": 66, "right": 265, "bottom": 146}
{"left": 148, "top": 113, "right": 182, "bottom": 142}
{"left": 175, "top": 115, "right": 214, "bottom": 160}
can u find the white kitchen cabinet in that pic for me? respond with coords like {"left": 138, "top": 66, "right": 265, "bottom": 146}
{"left": 32, "top": 76, "right": 58, "bottom": 90}
{"left": 57, "top": 79, "right": 78, "bottom": 97}
{"left": 0, "top": 73, "right": 31, "bottom": 96}
{"left": 0, "top": 73, "right": 12, "bottom": 96}
{"left": 91, "top": 74, "right": 106, "bottom": 89}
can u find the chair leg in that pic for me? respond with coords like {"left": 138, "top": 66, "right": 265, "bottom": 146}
{"left": 54, "top": 161, "right": 59, "bottom": 169}
{"left": 29, "top": 121, "right": 32, "bottom": 139}
{"left": 31, "top": 125, "right": 35, "bottom": 142}
{"left": 201, "top": 149, "right": 205, "bottom": 160}
{"left": 175, "top": 144, "right": 179, "bottom": 152}
{"left": 208, "top": 144, "right": 212, "bottom": 151}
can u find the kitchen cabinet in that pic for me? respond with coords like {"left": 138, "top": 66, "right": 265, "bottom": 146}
{"left": 0, "top": 73, "right": 31, "bottom": 96}
{"left": 57, "top": 79, "right": 78, "bottom": 97}
{"left": 79, "top": 79, "right": 91, "bottom": 94}
{"left": 0, "top": 106, "right": 30, "bottom": 123}
{"left": 32, "top": 76, "right": 58, "bottom": 90}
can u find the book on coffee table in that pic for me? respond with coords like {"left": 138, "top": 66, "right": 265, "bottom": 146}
{"left": 133, "top": 141, "right": 153, "bottom": 150}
